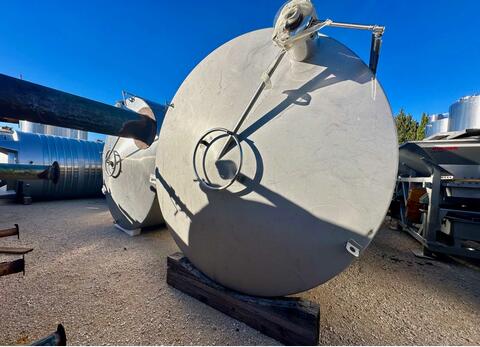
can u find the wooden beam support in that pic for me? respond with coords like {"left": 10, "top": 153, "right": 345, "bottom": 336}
{"left": 0, "top": 246, "right": 33, "bottom": 255}
{"left": 0, "top": 258, "right": 24, "bottom": 276}
{"left": 0, "top": 224, "right": 19, "bottom": 238}
{"left": 167, "top": 252, "right": 320, "bottom": 346}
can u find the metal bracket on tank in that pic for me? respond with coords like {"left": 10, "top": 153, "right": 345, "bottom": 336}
{"left": 272, "top": 0, "right": 385, "bottom": 76}
{"left": 121, "top": 90, "right": 136, "bottom": 105}
{"left": 346, "top": 239, "right": 362, "bottom": 258}
{"left": 149, "top": 174, "right": 156, "bottom": 188}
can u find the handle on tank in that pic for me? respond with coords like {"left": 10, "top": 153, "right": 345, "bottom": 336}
{"left": 193, "top": 128, "right": 243, "bottom": 191}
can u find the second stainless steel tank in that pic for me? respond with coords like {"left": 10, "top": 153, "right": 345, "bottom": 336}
{"left": 102, "top": 95, "right": 166, "bottom": 231}
{"left": 19, "top": 120, "right": 88, "bottom": 140}
{"left": 0, "top": 127, "right": 103, "bottom": 199}
{"left": 425, "top": 113, "right": 449, "bottom": 138}
{"left": 448, "top": 95, "right": 480, "bottom": 132}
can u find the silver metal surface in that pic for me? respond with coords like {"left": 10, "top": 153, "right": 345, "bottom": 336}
{"left": 102, "top": 96, "right": 166, "bottom": 230}
{"left": 20, "top": 120, "right": 88, "bottom": 140}
{"left": 0, "top": 128, "right": 102, "bottom": 199}
{"left": 272, "top": 1, "right": 384, "bottom": 74}
{"left": 400, "top": 138, "right": 480, "bottom": 180}
{"left": 44, "top": 125, "right": 88, "bottom": 140}
{"left": 0, "top": 162, "right": 59, "bottom": 182}
{"left": 155, "top": 28, "right": 398, "bottom": 297}
{"left": 448, "top": 95, "right": 480, "bottom": 132}
{"left": 429, "top": 113, "right": 448, "bottom": 122}
{"left": 327, "top": 21, "right": 384, "bottom": 32}
{"left": 425, "top": 115, "right": 449, "bottom": 138}
{"left": 346, "top": 240, "right": 361, "bottom": 257}
{"left": 19, "top": 121, "right": 46, "bottom": 134}
{"left": 394, "top": 134, "right": 480, "bottom": 259}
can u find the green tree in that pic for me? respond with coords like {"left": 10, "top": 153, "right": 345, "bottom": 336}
{"left": 416, "top": 112, "right": 429, "bottom": 141}
{"left": 395, "top": 109, "right": 418, "bottom": 144}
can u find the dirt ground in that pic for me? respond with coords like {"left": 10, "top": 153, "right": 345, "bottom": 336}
{"left": 0, "top": 198, "right": 479, "bottom": 345}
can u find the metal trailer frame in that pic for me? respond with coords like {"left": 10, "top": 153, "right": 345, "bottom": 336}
{"left": 394, "top": 168, "right": 480, "bottom": 259}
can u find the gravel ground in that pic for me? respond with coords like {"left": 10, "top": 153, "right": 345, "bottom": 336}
{"left": 0, "top": 198, "right": 479, "bottom": 345}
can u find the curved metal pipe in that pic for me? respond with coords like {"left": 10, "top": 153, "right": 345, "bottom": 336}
{"left": 0, "top": 74, "right": 156, "bottom": 147}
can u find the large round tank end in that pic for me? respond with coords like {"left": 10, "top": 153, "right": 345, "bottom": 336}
{"left": 155, "top": 27, "right": 398, "bottom": 296}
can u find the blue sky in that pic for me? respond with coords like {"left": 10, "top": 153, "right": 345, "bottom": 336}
{"left": 1, "top": 1, "right": 479, "bottom": 141}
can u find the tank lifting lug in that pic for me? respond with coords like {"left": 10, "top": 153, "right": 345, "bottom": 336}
{"left": 346, "top": 239, "right": 362, "bottom": 257}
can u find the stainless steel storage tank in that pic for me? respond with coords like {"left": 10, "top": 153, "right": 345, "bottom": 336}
{"left": 19, "top": 120, "right": 46, "bottom": 134}
{"left": 102, "top": 95, "right": 166, "bottom": 231}
{"left": 0, "top": 127, "right": 102, "bottom": 199}
{"left": 154, "top": 2, "right": 398, "bottom": 297}
{"left": 44, "top": 125, "right": 89, "bottom": 140}
{"left": 448, "top": 95, "right": 480, "bottom": 132}
{"left": 425, "top": 113, "right": 449, "bottom": 138}
{"left": 19, "top": 120, "right": 88, "bottom": 140}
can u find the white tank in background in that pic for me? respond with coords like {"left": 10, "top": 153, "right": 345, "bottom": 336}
{"left": 0, "top": 127, "right": 102, "bottom": 200}
{"left": 19, "top": 120, "right": 88, "bottom": 140}
{"left": 102, "top": 95, "right": 167, "bottom": 233}
{"left": 448, "top": 95, "right": 480, "bottom": 132}
{"left": 425, "top": 113, "right": 449, "bottom": 138}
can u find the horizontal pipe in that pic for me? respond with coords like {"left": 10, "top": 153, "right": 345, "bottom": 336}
{"left": 323, "top": 19, "right": 385, "bottom": 34}
{"left": 0, "top": 162, "right": 59, "bottom": 183}
{"left": 0, "top": 74, "right": 156, "bottom": 147}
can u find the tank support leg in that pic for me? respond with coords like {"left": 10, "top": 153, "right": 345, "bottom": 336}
{"left": 114, "top": 223, "right": 141, "bottom": 237}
